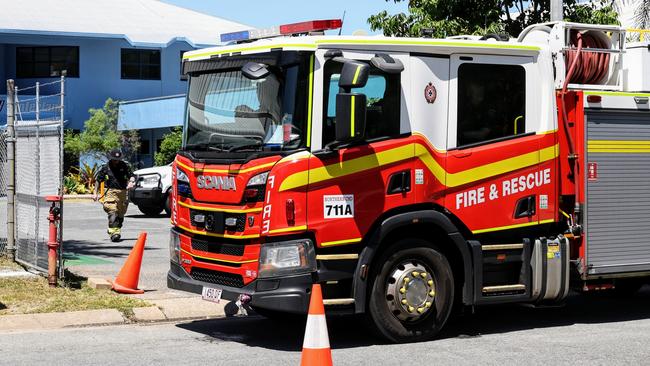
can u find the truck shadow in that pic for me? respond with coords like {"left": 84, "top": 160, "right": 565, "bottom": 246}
{"left": 63, "top": 239, "right": 161, "bottom": 259}
{"left": 177, "top": 286, "right": 650, "bottom": 351}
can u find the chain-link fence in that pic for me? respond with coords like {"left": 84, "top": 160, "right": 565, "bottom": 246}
{"left": 3, "top": 78, "right": 64, "bottom": 274}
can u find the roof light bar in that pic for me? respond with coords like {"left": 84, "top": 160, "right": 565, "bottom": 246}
{"left": 279, "top": 19, "right": 343, "bottom": 35}
{"left": 220, "top": 19, "right": 342, "bottom": 43}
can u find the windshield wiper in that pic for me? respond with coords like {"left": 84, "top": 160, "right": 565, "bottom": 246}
{"left": 184, "top": 142, "right": 227, "bottom": 152}
{"left": 228, "top": 142, "right": 263, "bottom": 152}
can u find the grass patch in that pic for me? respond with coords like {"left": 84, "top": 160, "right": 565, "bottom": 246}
{"left": 0, "top": 256, "right": 23, "bottom": 271}
{"left": 0, "top": 273, "right": 150, "bottom": 316}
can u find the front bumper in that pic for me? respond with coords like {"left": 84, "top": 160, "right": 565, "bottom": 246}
{"left": 167, "top": 261, "right": 312, "bottom": 314}
{"left": 129, "top": 187, "right": 164, "bottom": 206}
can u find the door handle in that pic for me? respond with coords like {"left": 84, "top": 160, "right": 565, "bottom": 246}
{"left": 451, "top": 151, "right": 472, "bottom": 158}
{"left": 514, "top": 195, "right": 536, "bottom": 218}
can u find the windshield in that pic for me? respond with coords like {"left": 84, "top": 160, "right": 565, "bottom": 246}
{"left": 184, "top": 53, "right": 310, "bottom": 152}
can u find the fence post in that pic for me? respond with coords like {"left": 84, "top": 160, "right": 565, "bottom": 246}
{"left": 6, "top": 80, "right": 16, "bottom": 260}
{"left": 58, "top": 76, "right": 65, "bottom": 278}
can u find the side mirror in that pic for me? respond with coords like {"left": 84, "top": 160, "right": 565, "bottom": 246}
{"left": 335, "top": 93, "right": 366, "bottom": 142}
{"left": 338, "top": 62, "right": 369, "bottom": 89}
{"left": 241, "top": 62, "right": 270, "bottom": 80}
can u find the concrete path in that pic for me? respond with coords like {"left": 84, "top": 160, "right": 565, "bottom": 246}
{"left": 0, "top": 291, "right": 231, "bottom": 332}
{"left": 63, "top": 201, "right": 172, "bottom": 291}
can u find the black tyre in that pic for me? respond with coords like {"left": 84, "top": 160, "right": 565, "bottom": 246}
{"left": 138, "top": 205, "right": 163, "bottom": 216}
{"left": 367, "top": 238, "right": 455, "bottom": 343}
{"left": 163, "top": 191, "right": 172, "bottom": 216}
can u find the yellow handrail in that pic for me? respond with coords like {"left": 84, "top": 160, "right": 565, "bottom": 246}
{"left": 627, "top": 28, "right": 650, "bottom": 42}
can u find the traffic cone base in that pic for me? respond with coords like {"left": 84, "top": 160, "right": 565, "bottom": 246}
{"left": 111, "top": 232, "right": 147, "bottom": 294}
{"left": 300, "top": 284, "right": 333, "bottom": 366}
{"left": 110, "top": 280, "right": 144, "bottom": 294}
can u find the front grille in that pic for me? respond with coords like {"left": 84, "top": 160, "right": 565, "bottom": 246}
{"left": 191, "top": 238, "right": 245, "bottom": 256}
{"left": 190, "top": 267, "right": 244, "bottom": 288}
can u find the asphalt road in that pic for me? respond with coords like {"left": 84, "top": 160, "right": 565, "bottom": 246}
{"left": 2, "top": 288, "right": 650, "bottom": 365}
{"left": 62, "top": 201, "right": 171, "bottom": 290}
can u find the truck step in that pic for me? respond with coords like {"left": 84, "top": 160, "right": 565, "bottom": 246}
{"left": 481, "top": 243, "right": 524, "bottom": 251}
{"left": 322, "top": 298, "right": 355, "bottom": 306}
{"left": 482, "top": 284, "right": 526, "bottom": 293}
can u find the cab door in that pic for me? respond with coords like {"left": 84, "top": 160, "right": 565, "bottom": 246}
{"left": 305, "top": 50, "right": 414, "bottom": 248}
{"left": 445, "top": 54, "right": 552, "bottom": 235}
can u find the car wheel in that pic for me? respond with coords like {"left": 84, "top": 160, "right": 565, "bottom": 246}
{"left": 163, "top": 191, "right": 172, "bottom": 216}
{"left": 367, "top": 238, "right": 455, "bottom": 343}
{"left": 138, "top": 205, "right": 163, "bottom": 216}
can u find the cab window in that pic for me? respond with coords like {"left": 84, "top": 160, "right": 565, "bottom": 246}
{"left": 457, "top": 63, "right": 526, "bottom": 147}
{"left": 322, "top": 60, "right": 401, "bottom": 146}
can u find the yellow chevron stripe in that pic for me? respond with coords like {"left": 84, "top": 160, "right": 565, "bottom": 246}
{"left": 268, "top": 225, "right": 307, "bottom": 234}
{"left": 178, "top": 201, "right": 262, "bottom": 214}
{"left": 280, "top": 143, "right": 559, "bottom": 191}
{"left": 472, "top": 219, "right": 555, "bottom": 234}
{"left": 177, "top": 224, "right": 259, "bottom": 239}
{"left": 175, "top": 159, "right": 275, "bottom": 174}
{"left": 321, "top": 237, "right": 362, "bottom": 247}
{"left": 181, "top": 248, "right": 257, "bottom": 264}
{"left": 280, "top": 143, "right": 415, "bottom": 191}
{"left": 588, "top": 140, "right": 650, "bottom": 153}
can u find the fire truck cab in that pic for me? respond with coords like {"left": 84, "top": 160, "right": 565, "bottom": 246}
{"left": 167, "top": 20, "right": 650, "bottom": 342}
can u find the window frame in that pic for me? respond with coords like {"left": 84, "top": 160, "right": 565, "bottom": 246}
{"left": 120, "top": 48, "right": 161, "bottom": 80}
{"left": 320, "top": 59, "right": 403, "bottom": 147}
{"left": 180, "top": 50, "right": 189, "bottom": 81}
{"left": 449, "top": 54, "right": 535, "bottom": 150}
{"left": 15, "top": 46, "right": 80, "bottom": 78}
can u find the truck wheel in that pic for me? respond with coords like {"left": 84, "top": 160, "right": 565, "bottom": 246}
{"left": 367, "top": 238, "right": 454, "bottom": 343}
{"left": 138, "top": 205, "right": 163, "bottom": 216}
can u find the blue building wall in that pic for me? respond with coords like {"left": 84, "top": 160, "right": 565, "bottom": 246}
{"left": 0, "top": 33, "right": 197, "bottom": 130}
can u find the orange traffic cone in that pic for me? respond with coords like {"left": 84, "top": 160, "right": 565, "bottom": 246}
{"left": 300, "top": 284, "right": 333, "bottom": 366}
{"left": 110, "top": 232, "right": 146, "bottom": 294}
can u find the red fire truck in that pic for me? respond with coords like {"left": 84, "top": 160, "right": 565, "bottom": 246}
{"left": 167, "top": 19, "right": 650, "bottom": 342}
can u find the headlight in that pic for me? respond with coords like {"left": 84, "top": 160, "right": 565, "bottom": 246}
{"left": 140, "top": 175, "right": 159, "bottom": 188}
{"left": 258, "top": 239, "right": 316, "bottom": 278}
{"left": 247, "top": 171, "right": 269, "bottom": 187}
{"left": 169, "top": 229, "right": 181, "bottom": 264}
{"left": 177, "top": 168, "right": 190, "bottom": 183}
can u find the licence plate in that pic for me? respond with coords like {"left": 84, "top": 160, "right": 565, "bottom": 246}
{"left": 201, "top": 286, "right": 223, "bottom": 303}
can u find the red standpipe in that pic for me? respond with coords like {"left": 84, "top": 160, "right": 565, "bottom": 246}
{"left": 46, "top": 195, "right": 62, "bottom": 287}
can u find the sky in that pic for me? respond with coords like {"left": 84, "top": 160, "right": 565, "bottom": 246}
{"left": 163, "top": 0, "right": 409, "bottom": 35}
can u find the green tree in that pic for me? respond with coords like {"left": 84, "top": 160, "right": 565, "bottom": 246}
{"left": 368, "top": 0, "right": 619, "bottom": 38}
{"left": 64, "top": 98, "right": 140, "bottom": 161}
{"left": 154, "top": 127, "right": 182, "bottom": 166}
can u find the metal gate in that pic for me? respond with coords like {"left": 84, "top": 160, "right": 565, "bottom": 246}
{"left": 3, "top": 78, "right": 64, "bottom": 274}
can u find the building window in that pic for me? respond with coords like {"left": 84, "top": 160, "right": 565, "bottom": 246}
{"left": 138, "top": 139, "right": 151, "bottom": 155}
{"left": 16, "top": 46, "right": 79, "bottom": 78}
{"left": 121, "top": 49, "right": 161, "bottom": 80}
{"left": 180, "top": 51, "right": 188, "bottom": 81}
{"left": 322, "top": 60, "right": 401, "bottom": 146}
{"left": 457, "top": 63, "right": 526, "bottom": 147}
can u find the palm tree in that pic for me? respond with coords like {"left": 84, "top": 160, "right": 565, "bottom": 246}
{"left": 635, "top": 0, "right": 650, "bottom": 29}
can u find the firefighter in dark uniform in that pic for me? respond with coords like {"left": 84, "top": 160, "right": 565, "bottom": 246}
{"left": 93, "top": 149, "right": 134, "bottom": 242}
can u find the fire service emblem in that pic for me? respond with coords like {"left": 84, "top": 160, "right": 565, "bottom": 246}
{"left": 424, "top": 82, "right": 437, "bottom": 104}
